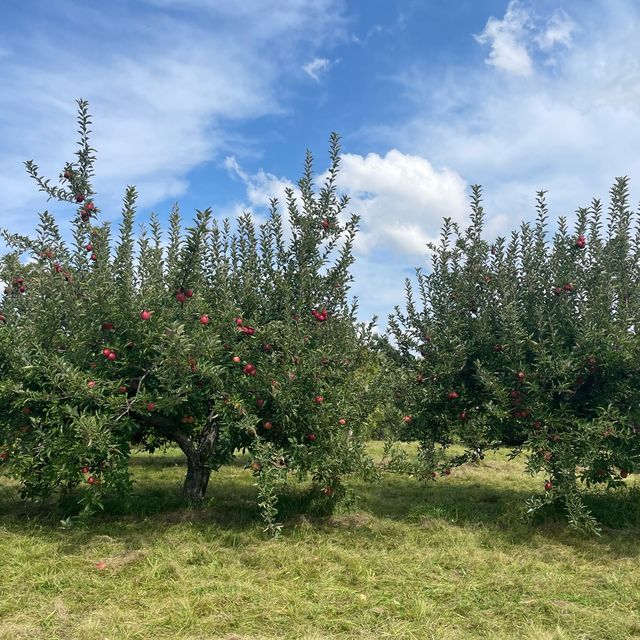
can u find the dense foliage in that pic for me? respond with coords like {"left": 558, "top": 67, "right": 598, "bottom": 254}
{"left": 388, "top": 181, "right": 640, "bottom": 532}
{"left": 2, "top": 99, "right": 639, "bottom": 535}
{"left": 0, "top": 100, "right": 380, "bottom": 534}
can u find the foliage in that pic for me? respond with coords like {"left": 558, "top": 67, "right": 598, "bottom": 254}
{"left": 0, "top": 100, "right": 380, "bottom": 533}
{"left": 388, "top": 181, "right": 640, "bottom": 533}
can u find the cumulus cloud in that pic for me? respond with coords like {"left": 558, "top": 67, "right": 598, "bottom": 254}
{"left": 331, "top": 150, "right": 468, "bottom": 256}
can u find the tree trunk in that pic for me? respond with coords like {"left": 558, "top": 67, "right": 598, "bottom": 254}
{"left": 132, "top": 407, "right": 219, "bottom": 506}
{"left": 182, "top": 456, "right": 211, "bottom": 504}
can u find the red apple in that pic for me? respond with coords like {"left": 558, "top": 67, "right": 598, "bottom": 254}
{"left": 185, "top": 289, "right": 194, "bottom": 298}
{"left": 403, "top": 415, "right": 413, "bottom": 423}
{"left": 563, "top": 283, "right": 574, "bottom": 292}
{"left": 232, "top": 356, "right": 241, "bottom": 364}
{"left": 544, "top": 481, "right": 553, "bottom": 491}
{"left": 199, "top": 315, "right": 210, "bottom": 325}
{"left": 139, "top": 310, "right": 152, "bottom": 321}
{"left": 307, "top": 433, "right": 317, "bottom": 442}
{"left": 85, "top": 243, "right": 93, "bottom": 252}
{"left": 175, "top": 292, "right": 186, "bottom": 303}
{"left": 338, "top": 418, "right": 346, "bottom": 426}
{"left": 75, "top": 194, "right": 85, "bottom": 203}
{"left": 146, "top": 402, "right": 155, "bottom": 412}
{"left": 575, "top": 235, "right": 586, "bottom": 249}
{"left": 321, "top": 218, "right": 330, "bottom": 230}
{"left": 458, "top": 411, "right": 467, "bottom": 420}
{"left": 19, "top": 286, "right": 26, "bottom": 293}
{"left": 264, "top": 421, "right": 273, "bottom": 430}
{"left": 235, "top": 317, "right": 243, "bottom": 326}
{"left": 516, "top": 371, "right": 525, "bottom": 381}
{"left": 87, "top": 476, "right": 96, "bottom": 485}
{"left": 262, "top": 343, "right": 272, "bottom": 352}
{"left": 63, "top": 171, "right": 71, "bottom": 179}
{"left": 447, "top": 391, "right": 459, "bottom": 400}
{"left": 81, "top": 466, "right": 89, "bottom": 474}
{"left": 87, "top": 380, "right": 96, "bottom": 389}
{"left": 314, "top": 395, "right": 324, "bottom": 404}
{"left": 107, "top": 351, "right": 117, "bottom": 361}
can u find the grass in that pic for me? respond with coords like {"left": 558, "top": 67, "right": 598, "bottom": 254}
{"left": 1, "top": 442, "right": 640, "bottom": 639}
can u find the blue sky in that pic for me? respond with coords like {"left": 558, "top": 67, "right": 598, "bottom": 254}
{"left": 1, "top": 0, "right": 639, "bottom": 327}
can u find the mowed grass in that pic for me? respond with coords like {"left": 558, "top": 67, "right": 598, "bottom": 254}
{"left": 2, "top": 443, "right": 640, "bottom": 640}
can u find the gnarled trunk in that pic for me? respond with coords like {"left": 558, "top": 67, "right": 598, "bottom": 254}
{"left": 135, "top": 408, "right": 219, "bottom": 506}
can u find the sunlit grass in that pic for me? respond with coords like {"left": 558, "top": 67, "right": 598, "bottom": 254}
{"left": 1, "top": 442, "right": 639, "bottom": 639}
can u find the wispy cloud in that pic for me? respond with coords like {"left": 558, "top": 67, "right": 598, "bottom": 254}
{"left": 473, "top": 0, "right": 534, "bottom": 76}
{"left": 0, "top": 0, "right": 348, "bottom": 232}
{"left": 474, "top": 0, "right": 575, "bottom": 76}
{"left": 302, "top": 58, "right": 333, "bottom": 82}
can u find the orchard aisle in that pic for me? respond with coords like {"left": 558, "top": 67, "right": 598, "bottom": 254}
{"left": 1, "top": 442, "right": 639, "bottom": 640}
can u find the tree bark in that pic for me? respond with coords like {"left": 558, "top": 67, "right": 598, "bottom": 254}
{"left": 182, "top": 455, "right": 211, "bottom": 504}
{"left": 133, "top": 409, "right": 219, "bottom": 505}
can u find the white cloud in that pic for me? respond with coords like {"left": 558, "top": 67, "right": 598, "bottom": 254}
{"left": 474, "top": 1, "right": 575, "bottom": 77}
{"left": 330, "top": 150, "right": 468, "bottom": 256}
{"left": 222, "top": 156, "right": 300, "bottom": 229}
{"left": 474, "top": 0, "right": 533, "bottom": 76}
{"left": 224, "top": 147, "right": 468, "bottom": 260}
{"left": 359, "top": 0, "right": 640, "bottom": 245}
{"left": 0, "top": 0, "right": 348, "bottom": 233}
{"left": 303, "top": 58, "right": 332, "bottom": 82}
{"left": 535, "top": 9, "right": 576, "bottom": 51}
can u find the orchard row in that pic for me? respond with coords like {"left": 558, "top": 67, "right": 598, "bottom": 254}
{"left": 1, "top": 100, "right": 639, "bottom": 535}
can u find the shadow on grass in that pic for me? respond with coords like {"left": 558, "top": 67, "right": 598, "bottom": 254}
{"left": 1, "top": 454, "right": 640, "bottom": 554}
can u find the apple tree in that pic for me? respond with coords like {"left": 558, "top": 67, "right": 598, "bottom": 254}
{"left": 0, "top": 100, "right": 379, "bottom": 532}
{"left": 388, "top": 180, "right": 640, "bottom": 532}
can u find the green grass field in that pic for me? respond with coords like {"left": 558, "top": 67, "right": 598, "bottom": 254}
{"left": 2, "top": 442, "right": 640, "bottom": 640}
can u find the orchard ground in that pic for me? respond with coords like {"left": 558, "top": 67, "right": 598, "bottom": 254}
{"left": 1, "top": 442, "right": 640, "bottom": 640}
